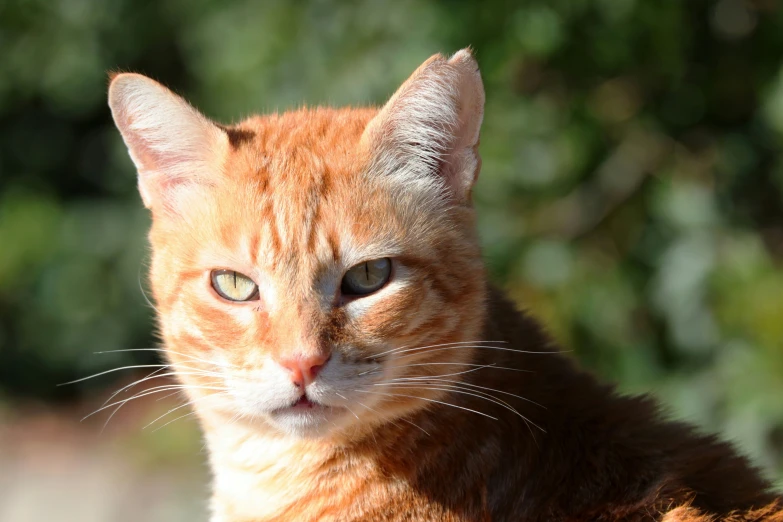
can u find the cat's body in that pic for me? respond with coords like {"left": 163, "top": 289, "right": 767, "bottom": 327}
{"left": 108, "top": 50, "right": 781, "bottom": 521}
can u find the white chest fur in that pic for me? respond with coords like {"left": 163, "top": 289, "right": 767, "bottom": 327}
{"left": 205, "top": 424, "right": 352, "bottom": 522}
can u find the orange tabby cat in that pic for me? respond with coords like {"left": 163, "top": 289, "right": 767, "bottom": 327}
{"left": 108, "top": 50, "right": 782, "bottom": 521}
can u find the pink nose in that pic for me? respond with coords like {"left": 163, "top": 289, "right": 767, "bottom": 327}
{"left": 277, "top": 354, "right": 330, "bottom": 388}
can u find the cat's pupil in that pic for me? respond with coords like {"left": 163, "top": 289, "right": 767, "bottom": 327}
{"left": 341, "top": 258, "right": 392, "bottom": 297}
{"left": 211, "top": 269, "right": 259, "bottom": 302}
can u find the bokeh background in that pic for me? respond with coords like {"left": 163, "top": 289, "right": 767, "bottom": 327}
{"left": 2, "top": 0, "right": 782, "bottom": 519}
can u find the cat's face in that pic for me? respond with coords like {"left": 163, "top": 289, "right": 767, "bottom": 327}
{"left": 110, "top": 50, "right": 487, "bottom": 438}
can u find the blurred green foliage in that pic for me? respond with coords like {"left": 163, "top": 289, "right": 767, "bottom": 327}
{"left": 0, "top": 0, "right": 782, "bottom": 485}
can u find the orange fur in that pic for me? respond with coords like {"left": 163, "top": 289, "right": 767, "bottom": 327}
{"left": 109, "top": 50, "right": 782, "bottom": 521}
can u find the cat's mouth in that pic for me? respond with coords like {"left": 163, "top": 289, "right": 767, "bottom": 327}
{"left": 291, "top": 395, "right": 318, "bottom": 409}
{"left": 275, "top": 394, "right": 334, "bottom": 413}
{"left": 264, "top": 393, "right": 351, "bottom": 437}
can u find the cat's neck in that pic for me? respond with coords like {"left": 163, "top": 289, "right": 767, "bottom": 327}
{"left": 203, "top": 410, "right": 425, "bottom": 522}
{"left": 202, "top": 415, "right": 342, "bottom": 521}
{"left": 200, "top": 400, "right": 477, "bottom": 521}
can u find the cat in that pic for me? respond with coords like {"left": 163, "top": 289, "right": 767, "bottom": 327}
{"left": 108, "top": 49, "right": 782, "bottom": 521}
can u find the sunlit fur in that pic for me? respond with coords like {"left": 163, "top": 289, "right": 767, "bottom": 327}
{"left": 110, "top": 50, "right": 781, "bottom": 521}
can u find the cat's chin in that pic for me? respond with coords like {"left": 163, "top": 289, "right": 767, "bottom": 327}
{"left": 265, "top": 400, "right": 349, "bottom": 438}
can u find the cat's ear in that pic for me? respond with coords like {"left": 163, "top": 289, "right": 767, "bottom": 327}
{"left": 363, "top": 48, "right": 485, "bottom": 203}
{"left": 108, "top": 73, "right": 229, "bottom": 212}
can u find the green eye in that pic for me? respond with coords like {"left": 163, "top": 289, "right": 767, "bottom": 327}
{"left": 341, "top": 258, "right": 392, "bottom": 296}
{"left": 211, "top": 270, "right": 259, "bottom": 302}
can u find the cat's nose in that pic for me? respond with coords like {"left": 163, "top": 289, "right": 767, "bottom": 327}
{"left": 277, "top": 354, "right": 330, "bottom": 388}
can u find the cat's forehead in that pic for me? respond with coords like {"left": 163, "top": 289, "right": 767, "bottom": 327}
{"left": 197, "top": 107, "right": 412, "bottom": 274}
{"left": 223, "top": 107, "right": 379, "bottom": 183}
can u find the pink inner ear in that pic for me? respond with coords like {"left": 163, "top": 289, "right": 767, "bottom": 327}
{"left": 362, "top": 51, "right": 485, "bottom": 202}
{"left": 108, "top": 73, "right": 229, "bottom": 212}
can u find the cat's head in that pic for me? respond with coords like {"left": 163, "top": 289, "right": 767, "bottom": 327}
{"left": 109, "top": 50, "right": 487, "bottom": 439}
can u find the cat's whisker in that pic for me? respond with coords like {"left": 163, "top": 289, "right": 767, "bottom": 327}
{"left": 359, "top": 362, "right": 509, "bottom": 380}
{"left": 149, "top": 393, "right": 232, "bottom": 433}
{"left": 391, "top": 377, "right": 546, "bottom": 409}
{"left": 155, "top": 380, "right": 225, "bottom": 401}
{"left": 367, "top": 343, "right": 409, "bottom": 361}
{"left": 171, "top": 366, "right": 230, "bottom": 379}
{"left": 90, "top": 352, "right": 229, "bottom": 406}
{"left": 358, "top": 361, "right": 497, "bottom": 377}
{"left": 348, "top": 400, "right": 384, "bottom": 440}
{"left": 104, "top": 368, "right": 226, "bottom": 407}
{"left": 349, "top": 397, "right": 388, "bottom": 423}
{"left": 85, "top": 383, "right": 229, "bottom": 423}
{"left": 100, "top": 385, "right": 230, "bottom": 433}
{"left": 354, "top": 398, "right": 431, "bottom": 437}
{"left": 370, "top": 382, "right": 546, "bottom": 435}
{"left": 143, "top": 400, "right": 199, "bottom": 430}
{"left": 138, "top": 264, "right": 161, "bottom": 314}
{"left": 372, "top": 382, "right": 517, "bottom": 418}
{"left": 150, "top": 411, "right": 198, "bottom": 433}
{"left": 368, "top": 340, "right": 493, "bottom": 360}
{"left": 372, "top": 384, "right": 544, "bottom": 447}
{"left": 59, "top": 364, "right": 169, "bottom": 386}
{"left": 384, "top": 363, "right": 500, "bottom": 380}
{"left": 400, "top": 383, "right": 545, "bottom": 445}
{"left": 369, "top": 340, "right": 508, "bottom": 360}
{"left": 381, "top": 340, "right": 509, "bottom": 359}
{"left": 94, "top": 347, "right": 167, "bottom": 355}
{"left": 97, "top": 384, "right": 216, "bottom": 419}
{"left": 154, "top": 388, "right": 188, "bottom": 402}
{"left": 102, "top": 367, "right": 172, "bottom": 406}
{"left": 142, "top": 393, "right": 222, "bottom": 430}
{"left": 94, "top": 348, "right": 237, "bottom": 368}
{"left": 354, "top": 389, "right": 499, "bottom": 421}
{"left": 335, "top": 393, "right": 361, "bottom": 422}
{"left": 385, "top": 362, "right": 531, "bottom": 373}
{"left": 172, "top": 353, "right": 236, "bottom": 369}
{"left": 393, "top": 344, "right": 561, "bottom": 360}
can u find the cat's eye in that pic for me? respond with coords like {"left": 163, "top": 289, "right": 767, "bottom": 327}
{"left": 211, "top": 270, "right": 259, "bottom": 302}
{"left": 341, "top": 258, "right": 392, "bottom": 296}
